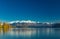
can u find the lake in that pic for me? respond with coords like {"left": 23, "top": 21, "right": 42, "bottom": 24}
{"left": 0, "top": 28, "right": 60, "bottom": 39}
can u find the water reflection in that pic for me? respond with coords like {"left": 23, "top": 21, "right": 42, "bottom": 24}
{"left": 9, "top": 28, "right": 37, "bottom": 37}
{"left": 0, "top": 28, "right": 60, "bottom": 39}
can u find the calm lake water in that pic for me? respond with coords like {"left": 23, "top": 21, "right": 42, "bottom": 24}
{"left": 0, "top": 28, "right": 60, "bottom": 39}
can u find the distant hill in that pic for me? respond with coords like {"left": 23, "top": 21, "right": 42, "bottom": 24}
{"left": 52, "top": 23, "right": 60, "bottom": 28}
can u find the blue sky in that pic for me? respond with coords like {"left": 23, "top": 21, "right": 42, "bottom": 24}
{"left": 0, "top": 0, "right": 60, "bottom": 22}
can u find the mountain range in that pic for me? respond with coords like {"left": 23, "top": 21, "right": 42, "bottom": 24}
{"left": 1, "top": 20, "right": 60, "bottom": 28}
{"left": 7, "top": 20, "right": 53, "bottom": 28}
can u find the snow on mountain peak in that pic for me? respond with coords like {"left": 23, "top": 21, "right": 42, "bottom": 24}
{"left": 8, "top": 20, "right": 39, "bottom": 24}
{"left": 20, "top": 20, "right": 36, "bottom": 23}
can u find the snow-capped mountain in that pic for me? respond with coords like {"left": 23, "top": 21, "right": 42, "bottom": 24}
{"left": 8, "top": 20, "right": 39, "bottom": 24}
{"left": 8, "top": 20, "right": 52, "bottom": 27}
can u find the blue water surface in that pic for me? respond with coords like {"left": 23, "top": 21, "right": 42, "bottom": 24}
{"left": 0, "top": 28, "right": 60, "bottom": 39}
